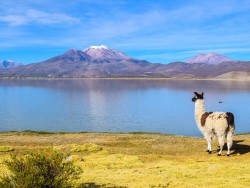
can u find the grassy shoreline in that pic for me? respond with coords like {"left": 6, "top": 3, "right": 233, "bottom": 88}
{"left": 0, "top": 131, "right": 249, "bottom": 187}
{"left": 1, "top": 129, "right": 249, "bottom": 136}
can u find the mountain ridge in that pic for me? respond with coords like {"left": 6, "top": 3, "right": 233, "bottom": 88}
{"left": 0, "top": 46, "right": 249, "bottom": 78}
{"left": 185, "top": 52, "right": 234, "bottom": 64}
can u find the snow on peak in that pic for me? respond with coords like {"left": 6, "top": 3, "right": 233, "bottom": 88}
{"left": 83, "top": 45, "right": 131, "bottom": 60}
{"left": 185, "top": 52, "right": 234, "bottom": 64}
{"left": 88, "top": 45, "right": 109, "bottom": 50}
{"left": 5, "top": 60, "right": 14, "bottom": 63}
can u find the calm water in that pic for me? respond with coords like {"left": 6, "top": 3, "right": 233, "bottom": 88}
{"left": 0, "top": 78, "right": 250, "bottom": 136}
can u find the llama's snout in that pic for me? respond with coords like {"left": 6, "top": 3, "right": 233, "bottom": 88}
{"left": 192, "top": 97, "right": 197, "bottom": 102}
{"left": 192, "top": 92, "right": 203, "bottom": 103}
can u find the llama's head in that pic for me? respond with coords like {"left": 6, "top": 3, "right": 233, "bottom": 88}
{"left": 192, "top": 92, "right": 204, "bottom": 102}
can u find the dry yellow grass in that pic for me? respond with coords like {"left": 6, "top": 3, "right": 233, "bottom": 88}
{"left": 0, "top": 132, "right": 249, "bottom": 187}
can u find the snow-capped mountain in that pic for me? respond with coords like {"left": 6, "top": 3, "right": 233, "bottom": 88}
{"left": 83, "top": 45, "right": 131, "bottom": 60}
{"left": 185, "top": 52, "right": 234, "bottom": 64}
{"left": 0, "top": 60, "right": 21, "bottom": 69}
{"left": 1, "top": 47, "right": 250, "bottom": 78}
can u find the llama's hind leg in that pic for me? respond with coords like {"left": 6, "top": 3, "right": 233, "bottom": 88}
{"left": 206, "top": 143, "right": 210, "bottom": 152}
{"left": 226, "top": 131, "right": 234, "bottom": 156}
{"left": 217, "top": 135, "right": 225, "bottom": 156}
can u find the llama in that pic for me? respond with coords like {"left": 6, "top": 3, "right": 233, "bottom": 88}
{"left": 192, "top": 92, "right": 235, "bottom": 156}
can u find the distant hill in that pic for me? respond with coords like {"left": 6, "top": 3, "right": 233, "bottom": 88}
{"left": 185, "top": 52, "right": 234, "bottom": 64}
{"left": 0, "top": 60, "right": 21, "bottom": 69}
{"left": 216, "top": 71, "right": 250, "bottom": 79}
{"left": 0, "top": 47, "right": 249, "bottom": 78}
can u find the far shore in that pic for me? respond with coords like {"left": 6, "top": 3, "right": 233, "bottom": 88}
{"left": 1, "top": 76, "right": 250, "bottom": 81}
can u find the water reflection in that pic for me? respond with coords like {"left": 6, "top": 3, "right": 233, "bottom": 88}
{"left": 0, "top": 78, "right": 250, "bottom": 136}
{"left": 1, "top": 78, "right": 250, "bottom": 92}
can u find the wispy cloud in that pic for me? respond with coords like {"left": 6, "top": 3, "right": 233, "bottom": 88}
{"left": 70, "top": 10, "right": 166, "bottom": 43}
{"left": 0, "top": 0, "right": 250, "bottom": 63}
{"left": 0, "top": 9, "right": 80, "bottom": 26}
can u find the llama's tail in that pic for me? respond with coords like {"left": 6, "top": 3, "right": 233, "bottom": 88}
{"left": 226, "top": 112, "right": 235, "bottom": 154}
{"left": 226, "top": 112, "right": 235, "bottom": 134}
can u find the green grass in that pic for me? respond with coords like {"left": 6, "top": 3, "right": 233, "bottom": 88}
{"left": 0, "top": 146, "right": 14, "bottom": 152}
{"left": 54, "top": 143, "right": 102, "bottom": 153}
{"left": 0, "top": 132, "right": 249, "bottom": 187}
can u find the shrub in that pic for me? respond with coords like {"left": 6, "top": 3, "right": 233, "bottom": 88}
{"left": 0, "top": 150, "right": 81, "bottom": 188}
{"left": 54, "top": 144, "right": 102, "bottom": 153}
{"left": 0, "top": 146, "right": 14, "bottom": 152}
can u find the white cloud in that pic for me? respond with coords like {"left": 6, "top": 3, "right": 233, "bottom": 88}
{"left": 0, "top": 0, "right": 250, "bottom": 63}
{"left": 0, "top": 9, "right": 80, "bottom": 26}
{"left": 79, "top": 10, "right": 165, "bottom": 40}
{"left": 0, "top": 15, "right": 29, "bottom": 26}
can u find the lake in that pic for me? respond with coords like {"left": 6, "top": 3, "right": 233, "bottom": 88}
{"left": 0, "top": 78, "right": 250, "bottom": 136}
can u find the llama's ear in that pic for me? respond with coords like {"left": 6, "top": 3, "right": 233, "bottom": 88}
{"left": 201, "top": 92, "right": 204, "bottom": 97}
{"left": 194, "top": 92, "right": 198, "bottom": 96}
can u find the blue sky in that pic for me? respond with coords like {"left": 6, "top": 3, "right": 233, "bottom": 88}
{"left": 0, "top": 0, "right": 250, "bottom": 64}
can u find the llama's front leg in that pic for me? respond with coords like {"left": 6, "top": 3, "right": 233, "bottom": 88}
{"left": 207, "top": 143, "right": 210, "bottom": 152}
{"left": 206, "top": 142, "right": 212, "bottom": 153}
{"left": 208, "top": 139, "right": 212, "bottom": 154}
{"left": 205, "top": 134, "right": 212, "bottom": 154}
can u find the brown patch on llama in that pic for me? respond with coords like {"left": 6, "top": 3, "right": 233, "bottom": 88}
{"left": 201, "top": 112, "right": 213, "bottom": 126}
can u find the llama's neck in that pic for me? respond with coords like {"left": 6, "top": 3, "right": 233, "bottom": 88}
{"left": 195, "top": 99, "right": 206, "bottom": 128}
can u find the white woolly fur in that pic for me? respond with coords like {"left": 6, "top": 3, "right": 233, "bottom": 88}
{"left": 194, "top": 99, "right": 235, "bottom": 156}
